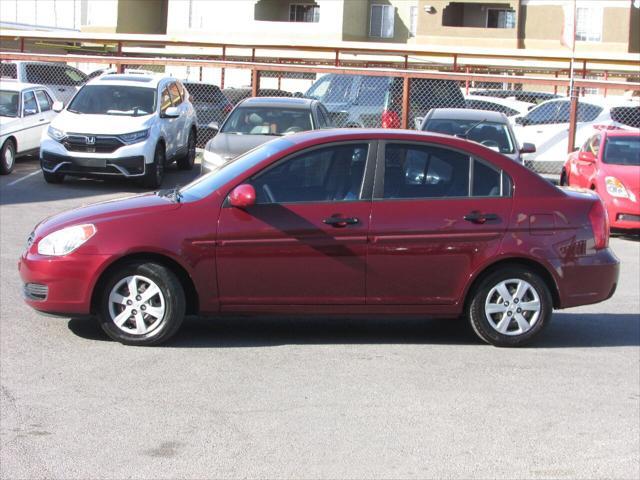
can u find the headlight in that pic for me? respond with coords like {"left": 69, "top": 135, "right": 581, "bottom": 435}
{"left": 37, "top": 224, "right": 96, "bottom": 256}
{"left": 48, "top": 125, "right": 66, "bottom": 142}
{"left": 605, "top": 176, "right": 630, "bottom": 199}
{"left": 118, "top": 129, "right": 150, "bottom": 144}
{"left": 203, "top": 149, "right": 227, "bottom": 168}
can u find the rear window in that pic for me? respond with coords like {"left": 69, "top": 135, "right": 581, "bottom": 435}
{"left": 577, "top": 103, "right": 603, "bottom": 122}
{"left": 0, "top": 63, "right": 17, "bottom": 79}
{"left": 409, "top": 79, "right": 465, "bottom": 109}
{"left": 610, "top": 106, "right": 640, "bottom": 128}
{"left": 603, "top": 136, "right": 640, "bottom": 166}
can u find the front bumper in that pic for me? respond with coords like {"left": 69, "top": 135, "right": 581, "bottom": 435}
{"left": 559, "top": 247, "right": 620, "bottom": 309}
{"left": 605, "top": 196, "right": 640, "bottom": 231}
{"left": 40, "top": 135, "right": 155, "bottom": 178}
{"left": 19, "top": 250, "right": 112, "bottom": 316}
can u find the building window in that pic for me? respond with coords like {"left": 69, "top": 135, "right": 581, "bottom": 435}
{"left": 486, "top": 8, "right": 516, "bottom": 29}
{"left": 409, "top": 6, "right": 418, "bottom": 37}
{"left": 370, "top": 4, "right": 395, "bottom": 38}
{"left": 575, "top": 7, "right": 602, "bottom": 42}
{"left": 289, "top": 4, "right": 320, "bottom": 23}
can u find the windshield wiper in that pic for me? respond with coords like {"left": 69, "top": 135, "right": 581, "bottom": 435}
{"left": 458, "top": 119, "right": 487, "bottom": 138}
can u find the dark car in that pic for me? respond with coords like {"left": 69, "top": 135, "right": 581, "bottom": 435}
{"left": 222, "top": 87, "right": 293, "bottom": 106}
{"left": 421, "top": 108, "right": 535, "bottom": 163}
{"left": 20, "top": 129, "right": 618, "bottom": 347}
{"left": 182, "top": 81, "right": 233, "bottom": 146}
{"left": 305, "top": 74, "right": 465, "bottom": 129}
{"left": 201, "top": 96, "right": 333, "bottom": 174}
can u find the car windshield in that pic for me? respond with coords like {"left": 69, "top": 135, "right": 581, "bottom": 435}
{"left": 603, "top": 136, "right": 640, "bottom": 166}
{"left": 0, "top": 90, "right": 19, "bottom": 117}
{"left": 179, "top": 138, "right": 295, "bottom": 202}
{"left": 221, "top": 107, "right": 312, "bottom": 135}
{"left": 424, "top": 119, "right": 515, "bottom": 154}
{"left": 67, "top": 85, "right": 156, "bottom": 116}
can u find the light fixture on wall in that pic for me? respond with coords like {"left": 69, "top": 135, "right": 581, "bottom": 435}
{"left": 424, "top": 5, "right": 436, "bottom": 14}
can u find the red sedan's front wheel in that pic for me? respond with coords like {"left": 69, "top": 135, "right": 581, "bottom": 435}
{"left": 98, "top": 262, "right": 185, "bottom": 346}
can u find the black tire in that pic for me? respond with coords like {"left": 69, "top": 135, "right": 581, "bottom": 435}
{"left": 97, "top": 262, "right": 185, "bottom": 346}
{"left": 42, "top": 169, "right": 64, "bottom": 184}
{"left": 467, "top": 266, "right": 552, "bottom": 347}
{"left": 142, "top": 143, "right": 165, "bottom": 189}
{"left": 0, "top": 139, "right": 16, "bottom": 175}
{"left": 177, "top": 129, "right": 196, "bottom": 170}
{"left": 560, "top": 170, "right": 568, "bottom": 186}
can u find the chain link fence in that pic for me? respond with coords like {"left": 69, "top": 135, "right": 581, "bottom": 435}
{"left": 2, "top": 56, "right": 638, "bottom": 178}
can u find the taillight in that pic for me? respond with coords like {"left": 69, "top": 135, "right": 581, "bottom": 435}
{"left": 588, "top": 199, "right": 610, "bottom": 250}
{"left": 381, "top": 109, "right": 400, "bottom": 129}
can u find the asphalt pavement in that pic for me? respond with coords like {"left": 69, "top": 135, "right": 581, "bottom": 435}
{"left": 1, "top": 157, "right": 638, "bottom": 479}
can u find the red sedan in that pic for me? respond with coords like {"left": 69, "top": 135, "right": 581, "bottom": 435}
{"left": 20, "top": 129, "right": 619, "bottom": 347}
{"left": 562, "top": 130, "right": 640, "bottom": 232}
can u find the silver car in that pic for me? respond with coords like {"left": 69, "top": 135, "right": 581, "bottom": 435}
{"left": 420, "top": 108, "right": 535, "bottom": 164}
{"left": 201, "top": 96, "right": 332, "bottom": 175}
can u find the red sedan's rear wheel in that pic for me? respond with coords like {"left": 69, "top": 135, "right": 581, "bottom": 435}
{"left": 97, "top": 262, "right": 185, "bottom": 346}
{"left": 467, "top": 266, "right": 552, "bottom": 347}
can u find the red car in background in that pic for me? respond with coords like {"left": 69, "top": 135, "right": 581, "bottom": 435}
{"left": 562, "top": 130, "right": 640, "bottom": 232}
{"left": 20, "top": 129, "right": 618, "bottom": 347}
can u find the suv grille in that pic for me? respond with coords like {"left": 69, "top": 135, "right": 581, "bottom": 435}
{"left": 63, "top": 135, "right": 124, "bottom": 154}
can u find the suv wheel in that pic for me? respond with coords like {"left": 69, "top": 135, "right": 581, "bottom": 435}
{"left": 177, "top": 130, "right": 196, "bottom": 171}
{"left": 143, "top": 143, "right": 165, "bottom": 189}
{"left": 0, "top": 139, "right": 16, "bottom": 175}
{"left": 467, "top": 266, "right": 552, "bottom": 347}
{"left": 97, "top": 262, "right": 185, "bottom": 346}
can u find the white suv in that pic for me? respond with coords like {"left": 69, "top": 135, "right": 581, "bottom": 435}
{"left": 40, "top": 74, "right": 197, "bottom": 188}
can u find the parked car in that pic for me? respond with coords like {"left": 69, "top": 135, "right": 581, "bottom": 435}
{"left": 464, "top": 94, "right": 534, "bottom": 118}
{"left": 39, "top": 73, "right": 197, "bottom": 188}
{"left": 305, "top": 74, "right": 465, "bottom": 129}
{"left": 420, "top": 109, "right": 535, "bottom": 163}
{"left": 201, "top": 96, "right": 332, "bottom": 175}
{"left": 20, "top": 129, "right": 618, "bottom": 347}
{"left": 1, "top": 61, "right": 88, "bottom": 104}
{"left": 562, "top": 129, "right": 639, "bottom": 232}
{"left": 223, "top": 87, "right": 293, "bottom": 105}
{"left": 0, "top": 81, "right": 58, "bottom": 174}
{"left": 182, "top": 81, "right": 233, "bottom": 146}
{"left": 470, "top": 89, "right": 563, "bottom": 105}
{"left": 512, "top": 96, "right": 640, "bottom": 170}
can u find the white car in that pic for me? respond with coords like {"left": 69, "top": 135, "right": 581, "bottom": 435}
{"left": 1, "top": 61, "right": 88, "bottom": 104}
{"left": 512, "top": 96, "right": 640, "bottom": 172}
{"left": 40, "top": 74, "right": 198, "bottom": 188}
{"left": 0, "top": 81, "right": 58, "bottom": 174}
{"left": 464, "top": 94, "right": 534, "bottom": 119}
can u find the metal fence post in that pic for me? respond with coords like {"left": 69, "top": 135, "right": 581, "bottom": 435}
{"left": 567, "top": 90, "right": 579, "bottom": 153}
{"left": 401, "top": 76, "right": 410, "bottom": 129}
{"left": 117, "top": 42, "right": 123, "bottom": 73}
{"left": 220, "top": 45, "right": 226, "bottom": 89}
{"left": 252, "top": 69, "right": 260, "bottom": 97}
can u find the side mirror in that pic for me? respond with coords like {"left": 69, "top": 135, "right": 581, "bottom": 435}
{"left": 578, "top": 151, "right": 596, "bottom": 163}
{"left": 228, "top": 184, "right": 256, "bottom": 209}
{"left": 162, "top": 106, "right": 180, "bottom": 118}
{"left": 207, "top": 121, "right": 219, "bottom": 134}
{"left": 519, "top": 142, "right": 536, "bottom": 154}
{"left": 515, "top": 116, "right": 528, "bottom": 126}
{"left": 52, "top": 101, "right": 64, "bottom": 112}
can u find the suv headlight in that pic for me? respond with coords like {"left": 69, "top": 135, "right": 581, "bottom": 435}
{"left": 48, "top": 125, "right": 66, "bottom": 142}
{"left": 118, "top": 129, "right": 150, "bottom": 145}
{"left": 37, "top": 224, "right": 96, "bottom": 256}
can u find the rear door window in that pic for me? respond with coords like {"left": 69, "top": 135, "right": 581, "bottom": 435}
{"left": 356, "top": 76, "right": 389, "bottom": 106}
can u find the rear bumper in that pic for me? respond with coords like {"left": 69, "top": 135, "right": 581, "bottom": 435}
{"left": 18, "top": 251, "right": 112, "bottom": 316}
{"left": 558, "top": 247, "right": 620, "bottom": 309}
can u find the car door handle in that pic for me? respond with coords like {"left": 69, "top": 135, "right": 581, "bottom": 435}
{"left": 323, "top": 216, "right": 359, "bottom": 227}
{"left": 464, "top": 211, "right": 499, "bottom": 224}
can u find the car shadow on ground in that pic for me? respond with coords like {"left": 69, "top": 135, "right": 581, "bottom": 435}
{"left": 0, "top": 158, "right": 202, "bottom": 206}
{"left": 67, "top": 313, "right": 640, "bottom": 349}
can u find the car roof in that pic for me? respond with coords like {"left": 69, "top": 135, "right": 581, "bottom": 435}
{"left": 237, "top": 96, "right": 315, "bottom": 108}
{"left": 0, "top": 80, "right": 52, "bottom": 92}
{"left": 534, "top": 95, "right": 639, "bottom": 108}
{"left": 428, "top": 108, "right": 507, "bottom": 122}
{"left": 465, "top": 94, "right": 533, "bottom": 107}
{"left": 603, "top": 129, "right": 640, "bottom": 138}
{"left": 88, "top": 74, "right": 168, "bottom": 88}
{"left": 280, "top": 128, "right": 481, "bottom": 146}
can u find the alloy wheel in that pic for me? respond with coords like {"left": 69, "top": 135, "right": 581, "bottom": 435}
{"left": 107, "top": 275, "right": 166, "bottom": 335}
{"left": 484, "top": 278, "right": 541, "bottom": 336}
